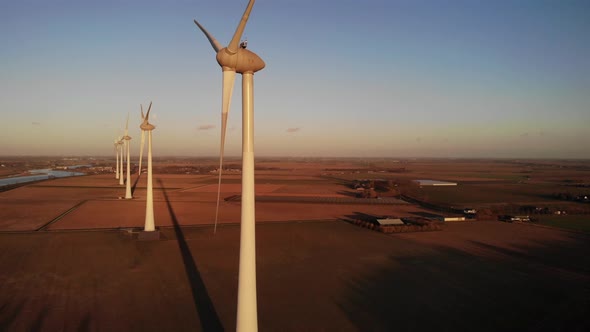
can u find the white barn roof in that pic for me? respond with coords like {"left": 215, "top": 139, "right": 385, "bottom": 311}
{"left": 415, "top": 179, "right": 457, "bottom": 186}
{"left": 376, "top": 218, "right": 405, "bottom": 225}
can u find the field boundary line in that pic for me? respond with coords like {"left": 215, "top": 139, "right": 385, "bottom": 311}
{"left": 37, "top": 200, "right": 89, "bottom": 231}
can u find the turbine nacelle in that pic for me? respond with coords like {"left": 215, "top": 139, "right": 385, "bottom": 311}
{"left": 217, "top": 47, "right": 265, "bottom": 74}
{"left": 140, "top": 123, "right": 155, "bottom": 131}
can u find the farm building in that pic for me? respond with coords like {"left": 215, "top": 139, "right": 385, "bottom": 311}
{"left": 376, "top": 218, "right": 405, "bottom": 225}
{"left": 441, "top": 216, "right": 466, "bottom": 221}
{"left": 408, "top": 211, "right": 466, "bottom": 222}
{"left": 414, "top": 179, "right": 457, "bottom": 186}
{"left": 499, "top": 215, "right": 531, "bottom": 222}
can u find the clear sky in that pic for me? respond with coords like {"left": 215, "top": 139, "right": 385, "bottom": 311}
{"left": 0, "top": 0, "right": 589, "bottom": 158}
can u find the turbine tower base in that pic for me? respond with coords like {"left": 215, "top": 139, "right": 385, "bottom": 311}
{"left": 138, "top": 230, "right": 160, "bottom": 241}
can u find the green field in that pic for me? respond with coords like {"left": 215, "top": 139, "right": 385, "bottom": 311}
{"left": 417, "top": 183, "right": 589, "bottom": 206}
{"left": 449, "top": 173, "right": 528, "bottom": 181}
{"left": 537, "top": 215, "right": 590, "bottom": 232}
{"left": 418, "top": 184, "right": 557, "bottom": 205}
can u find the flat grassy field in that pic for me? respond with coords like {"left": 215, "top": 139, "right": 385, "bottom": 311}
{"left": 418, "top": 183, "right": 575, "bottom": 205}
{"left": 537, "top": 215, "right": 590, "bottom": 232}
{"left": 1, "top": 221, "right": 589, "bottom": 331}
{"left": 325, "top": 159, "right": 589, "bottom": 210}
{"left": 0, "top": 157, "right": 589, "bottom": 330}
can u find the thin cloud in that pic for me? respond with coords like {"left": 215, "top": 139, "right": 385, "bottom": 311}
{"left": 32, "top": 122, "right": 41, "bottom": 126}
{"left": 286, "top": 127, "right": 301, "bottom": 133}
{"left": 198, "top": 124, "right": 215, "bottom": 130}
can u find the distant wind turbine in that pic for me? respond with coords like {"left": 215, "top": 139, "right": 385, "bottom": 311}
{"left": 118, "top": 137, "right": 124, "bottom": 186}
{"left": 114, "top": 138, "right": 120, "bottom": 180}
{"left": 123, "top": 113, "right": 133, "bottom": 199}
{"left": 140, "top": 102, "right": 156, "bottom": 231}
{"left": 194, "top": 0, "right": 265, "bottom": 330}
{"left": 138, "top": 104, "right": 147, "bottom": 176}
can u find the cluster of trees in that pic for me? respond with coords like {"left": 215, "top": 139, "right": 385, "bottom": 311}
{"left": 518, "top": 205, "right": 551, "bottom": 214}
{"left": 479, "top": 204, "right": 590, "bottom": 218}
{"left": 352, "top": 179, "right": 421, "bottom": 192}
{"left": 351, "top": 179, "right": 421, "bottom": 198}
{"left": 157, "top": 165, "right": 216, "bottom": 174}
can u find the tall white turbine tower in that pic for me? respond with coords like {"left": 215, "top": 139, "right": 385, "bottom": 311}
{"left": 140, "top": 102, "right": 156, "bottom": 231}
{"left": 118, "top": 138, "right": 124, "bottom": 186}
{"left": 123, "top": 114, "right": 133, "bottom": 199}
{"left": 114, "top": 139, "right": 120, "bottom": 180}
{"left": 138, "top": 104, "right": 147, "bottom": 176}
{"left": 194, "top": 1, "right": 265, "bottom": 330}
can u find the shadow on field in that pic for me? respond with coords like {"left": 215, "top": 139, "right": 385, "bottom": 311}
{"left": 469, "top": 237, "right": 590, "bottom": 276}
{"left": 131, "top": 172, "right": 141, "bottom": 195}
{"left": 78, "top": 314, "right": 92, "bottom": 332}
{"left": 410, "top": 211, "right": 442, "bottom": 218}
{"left": 159, "top": 179, "right": 224, "bottom": 332}
{"left": 29, "top": 307, "right": 48, "bottom": 332}
{"left": 338, "top": 235, "right": 590, "bottom": 332}
{"left": 344, "top": 212, "right": 381, "bottom": 222}
{"left": 337, "top": 190, "right": 358, "bottom": 198}
{"left": 0, "top": 300, "right": 25, "bottom": 330}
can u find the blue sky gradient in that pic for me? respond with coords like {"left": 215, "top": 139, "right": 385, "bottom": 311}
{"left": 1, "top": 0, "right": 589, "bottom": 158}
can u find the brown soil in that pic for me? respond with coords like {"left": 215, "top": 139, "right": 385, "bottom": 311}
{"left": 0, "top": 221, "right": 588, "bottom": 331}
{"left": 0, "top": 173, "right": 430, "bottom": 231}
{"left": 1, "top": 159, "right": 589, "bottom": 331}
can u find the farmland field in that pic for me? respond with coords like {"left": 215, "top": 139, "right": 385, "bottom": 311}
{"left": 418, "top": 183, "right": 587, "bottom": 205}
{"left": 537, "top": 215, "right": 590, "bottom": 232}
{"left": 0, "top": 156, "right": 589, "bottom": 331}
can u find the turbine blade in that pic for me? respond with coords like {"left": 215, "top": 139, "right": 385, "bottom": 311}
{"left": 214, "top": 70, "right": 236, "bottom": 233}
{"left": 145, "top": 101, "right": 153, "bottom": 121}
{"left": 228, "top": 0, "right": 256, "bottom": 53}
{"left": 139, "top": 130, "right": 145, "bottom": 174}
{"left": 125, "top": 113, "right": 129, "bottom": 135}
{"left": 221, "top": 70, "right": 235, "bottom": 157}
{"left": 194, "top": 20, "right": 222, "bottom": 53}
{"left": 141, "top": 104, "right": 145, "bottom": 120}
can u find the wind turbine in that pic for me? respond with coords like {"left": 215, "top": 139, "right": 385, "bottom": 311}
{"left": 138, "top": 104, "right": 147, "bottom": 176}
{"left": 123, "top": 114, "right": 133, "bottom": 199}
{"left": 114, "top": 138, "right": 120, "bottom": 180}
{"left": 118, "top": 137, "right": 124, "bottom": 186}
{"left": 194, "top": 1, "right": 265, "bottom": 330}
{"left": 140, "top": 102, "right": 156, "bottom": 231}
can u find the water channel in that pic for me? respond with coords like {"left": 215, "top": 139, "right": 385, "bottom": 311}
{"left": 0, "top": 168, "right": 85, "bottom": 187}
